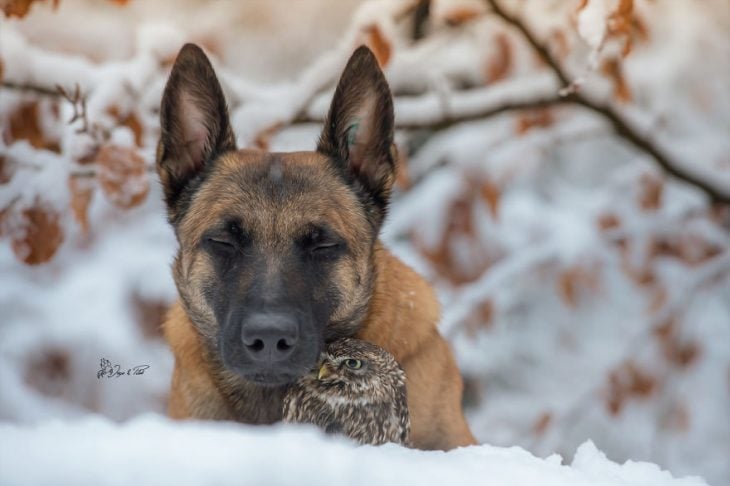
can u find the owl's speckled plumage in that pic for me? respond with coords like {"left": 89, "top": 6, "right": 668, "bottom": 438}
{"left": 282, "top": 338, "right": 410, "bottom": 446}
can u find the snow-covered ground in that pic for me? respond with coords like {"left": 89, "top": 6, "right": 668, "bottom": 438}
{"left": 1, "top": 1, "right": 728, "bottom": 485}
{"left": 0, "top": 415, "right": 709, "bottom": 486}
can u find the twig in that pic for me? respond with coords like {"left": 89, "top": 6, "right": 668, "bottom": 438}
{"left": 56, "top": 84, "right": 90, "bottom": 135}
{"left": 1, "top": 81, "right": 63, "bottom": 97}
{"left": 411, "top": 0, "right": 431, "bottom": 41}
{"left": 484, "top": 0, "right": 729, "bottom": 205}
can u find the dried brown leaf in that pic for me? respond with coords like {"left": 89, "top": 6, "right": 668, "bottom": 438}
{"left": 647, "top": 285, "right": 667, "bottom": 314}
{"left": 68, "top": 176, "right": 94, "bottom": 235}
{"left": 107, "top": 106, "right": 144, "bottom": 147}
{"left": 516, "top": 109, "right": 554, "bottom": 135}
{"left": 597, "top": 212, "right": 621, "bottom": 231}
{"left": 443, "top": 5, "right": 482, "bottom": 26}
{"left": 415, "top": 178, "right": 499, "bottom": 285}
{"left": 601, "top": 58, "right": 632, "bottom": 103}
{"left": 532, "top": 412, "right": 552, "bottom": 436}
{"left": 550, "top": 29, "right": 571, "bottom": 62}
{"left": 96, "top": 144, "right": 149, "bottom": 209}
{"left": 638, "top": 173, "right": 663, "bottom": 211}
{"left": 252, "top": 123, "right": 283, "bottom": 152}
{"left": 393, "top": 144, "right": 411, "bottom": 190}
{"left": 558, "top": 264, "right": 601, "bottom": 307}
{"left": 5, "top": 102, "right": 61, "bottom": 152}
{"left": 2, "top": 0, "right": 57, "bottom": 18}
{"left": 465, "top": 299, "right": 494, "bottom": 337}
{"left": 606, "top": 361, "right": 657, "bottom": 415}
{"left": 485, "top": 33, "right": 513, "bottom": 84}
{"left": 608, "top": 0, "right": 634, "bottom": 57}
{"left": 0, "top": 154, "right": 9, "bottom": 184}
{"left": 663, "top": 402, "right": 690, "bottom": 432}
{"left": 649, "top": 234, "right": 722, "bottom": 266}
{"left": 132, "top": 293, "right": 168, "bottom": 339}
{"left": 632, "top": 15, "right": 650, "bottom": 42}
{"left": 620, "top": 246, "right": 656, "bottom": 287}
{"left": 479, "top": 179, "right": 500, "bottom": 220}
{"left": 24, "top": 348, "right": 70, "bottom": 397}
{"left": 558, "top": 269, "right": 579, "bottom": 308}
{"left": 363, "top": 25, "right": 392, "bottom": 68}
{"left": 11, "top": 203, "right": 64, "bottom": 265}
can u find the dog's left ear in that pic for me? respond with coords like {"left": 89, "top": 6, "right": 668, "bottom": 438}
{"left": 318, "top": 46, "right": 395, "bottom": 227}
{"left": 158, "top": 43, "right": 236, "bottom": 222}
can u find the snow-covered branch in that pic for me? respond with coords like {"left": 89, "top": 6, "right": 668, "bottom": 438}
{"left": 484, "top": 0, "right": 730, "bottom": 205}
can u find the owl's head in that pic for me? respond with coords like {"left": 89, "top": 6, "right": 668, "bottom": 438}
{"left": 314, "top": 338, "right": 406, "bottom": 398}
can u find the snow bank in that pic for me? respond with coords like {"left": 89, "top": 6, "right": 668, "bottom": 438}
{"left": 0, "top": 415, "right": 707, "bottom": 486}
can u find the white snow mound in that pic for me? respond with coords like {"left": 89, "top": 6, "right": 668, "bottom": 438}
{"left": 0, "top": 415, "right": 707, "bottom": 486}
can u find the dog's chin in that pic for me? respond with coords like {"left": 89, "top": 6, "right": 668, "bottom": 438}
{"left": 244, "top": 371, "right": 299, "bottom": 387}
{"left": 225, "top": 362, "right": 312, "bottom": 387}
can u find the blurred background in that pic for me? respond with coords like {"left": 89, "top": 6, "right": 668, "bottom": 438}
{"left": 1, "top": 0, "right": 728, "bottom": 484}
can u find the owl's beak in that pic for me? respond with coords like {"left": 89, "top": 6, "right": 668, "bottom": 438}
{"left": 317, "top": 363, "right": 333, "bottom": 380}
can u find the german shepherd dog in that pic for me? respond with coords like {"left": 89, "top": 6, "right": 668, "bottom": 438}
{"left": 158, "top": 43, "right": 476, "bottom": 450}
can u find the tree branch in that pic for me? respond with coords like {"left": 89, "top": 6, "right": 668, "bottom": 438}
{"left": 485, "top": 0, "right": 730, "bottom": 205}
{"left": 294, "top": 95, "right": 570, "bottom": 131}
{"left": 2, "top": 81, "right": 63, "bottom": 97}
{"left": 399, "top": 96, "right": 570, "bottom": 131}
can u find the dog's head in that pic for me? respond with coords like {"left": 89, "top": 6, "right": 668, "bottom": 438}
{"left": 157, "top": 44, "right": 395, "bottom": 386}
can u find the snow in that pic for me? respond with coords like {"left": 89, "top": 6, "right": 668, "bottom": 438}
{"left": 0, "top": 415, "right": 708, "bottom": 486}
{"left": 577, "top": 0, "right": 609, "bottom": 52}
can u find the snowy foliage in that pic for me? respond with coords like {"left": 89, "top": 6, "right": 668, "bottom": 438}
{"left": 1, "top": 0, "right": 728, "bottom": 484}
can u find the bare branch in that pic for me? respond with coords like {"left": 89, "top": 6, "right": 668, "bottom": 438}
{"left": 295, "top": 95, "right": 569, "bottom": 130}
{"left": 398, "top": 96, "right": 569, "bottom": 131}
{"left": 484, "top": 0, "right": 730, "bottom": 205}
{"left": 1, "top": 81, "right": 63, "bottom": 97}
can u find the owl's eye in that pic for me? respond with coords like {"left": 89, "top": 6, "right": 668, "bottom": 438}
{"left": 344, "top": 359, "right": 362, "bottom": 370}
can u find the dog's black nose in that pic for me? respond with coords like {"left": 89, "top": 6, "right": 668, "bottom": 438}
{"left": 241, "top": 313, "right": 299, "bottom": 362}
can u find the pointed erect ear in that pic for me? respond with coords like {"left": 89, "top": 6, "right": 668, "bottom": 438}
{"left": 157, "top": 43, "right": 236, "bottom": 221}
{"left": 317, "top": 46, "right": 395, "bottom": 227}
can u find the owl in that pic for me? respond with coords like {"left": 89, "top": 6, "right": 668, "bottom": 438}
{"left": 282, "top": 337, "right": 410, "bottom": 446}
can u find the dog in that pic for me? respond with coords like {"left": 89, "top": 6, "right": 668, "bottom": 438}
{"left": 158, "top": 43, "right": 476, "bottom": 450}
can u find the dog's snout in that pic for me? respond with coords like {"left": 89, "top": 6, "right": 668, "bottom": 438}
{"left": 241, "top": 313, "right": 299, "bottom": 363}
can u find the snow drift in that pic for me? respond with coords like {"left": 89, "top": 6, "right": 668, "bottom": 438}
{"left": 0, "top": 415, "right": 708, "bottom": 486}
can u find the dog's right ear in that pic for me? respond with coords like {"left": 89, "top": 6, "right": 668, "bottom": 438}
{"left": 157, "top": 43, "right": 235, "bottom": 222}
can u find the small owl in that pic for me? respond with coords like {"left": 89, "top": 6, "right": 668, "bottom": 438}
{"left": 282, "top": 337, "right": 410, "bottom": 446}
